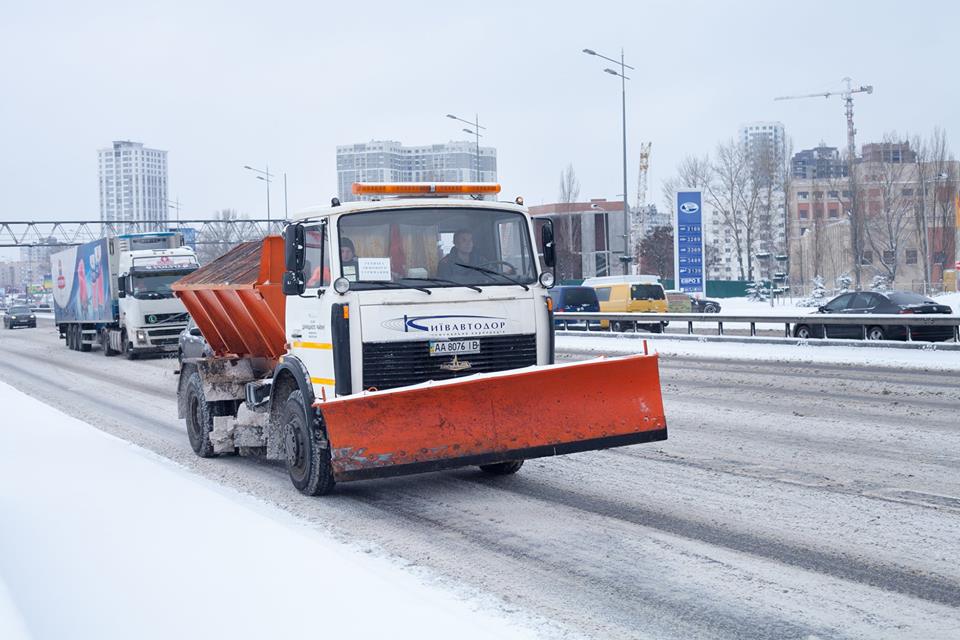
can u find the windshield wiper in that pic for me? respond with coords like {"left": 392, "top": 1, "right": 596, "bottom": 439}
{"left": 455, "top": 263, "right": 529, "bottom": 291}
{"left": 400, "top": 277, "right": 482, "bottom": 293}
{"left": 353, "top": 279, "right": 431, "bottom": 294}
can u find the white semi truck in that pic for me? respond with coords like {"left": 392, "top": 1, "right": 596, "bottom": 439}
{"left": 51, "top": 232, "right": 199, "bottom": 357}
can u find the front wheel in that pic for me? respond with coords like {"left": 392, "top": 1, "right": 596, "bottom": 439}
{"left": 704, "top": 303, "right": 719, "bottom": 313}
{"left": 866, "top": 326, "right": 886, "bottom": 341}
{"left": 795, "top": 324, "right": 813, "bottom": 339}
{"left": 282, "top": 390, "right": 335, "bottom": 496}
{"left": 479, "top": 460, "right": 524, "bottom": 475}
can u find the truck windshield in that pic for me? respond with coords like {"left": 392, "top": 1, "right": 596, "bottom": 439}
{"left": 337, "top": 207, "right": 537, "bottom": 290}
{"left": 131, "top": 269, "right": 197, "bottom": 299}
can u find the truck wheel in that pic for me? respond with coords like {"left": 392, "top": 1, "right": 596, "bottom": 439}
{"left": 121, "top": 331, "right": 138, "bottom": 360}
{"left": 101, "top": 330, "right": 115, "bottom": 356}
{"left": 283, "top": 390, "right": 335, "bottom": 496}
{"left": 79, "top": 329, "right": 91, "bottom": 352}
{"left": 184, "top": 372, "right": 218, "bottom": 458}
{"left": 479, "top": 460, "right": 524, "bottom": 475}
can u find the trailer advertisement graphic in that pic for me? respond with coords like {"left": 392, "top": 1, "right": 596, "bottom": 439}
{"left": 51, "top": 239, "right": 113, "bottom": 323}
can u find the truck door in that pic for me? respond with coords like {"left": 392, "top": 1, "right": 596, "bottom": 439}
{"left": 287, "top": 221, "right": 337, "bottom": 400}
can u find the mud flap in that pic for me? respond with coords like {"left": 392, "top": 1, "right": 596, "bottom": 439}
{"left": 317, "top": 354, "right": 667, "bottom": 482}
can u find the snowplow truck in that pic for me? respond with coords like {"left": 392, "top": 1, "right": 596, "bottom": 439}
{"left": 172, "top": 183, "right": 667, "bottom": 495}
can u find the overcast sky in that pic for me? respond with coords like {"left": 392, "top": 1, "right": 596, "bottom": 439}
{"left": 2, "top": 0, "right": 958, "bottom": 224}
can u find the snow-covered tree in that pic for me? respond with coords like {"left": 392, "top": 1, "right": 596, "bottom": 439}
{"left": 799, "top": 275, "right": 828, "bottom": 307}
{"left": 746, "top": 280, "right": 769, "bottom": 301}
{"left": 870, "top": 274, "right": 889, "bottom": 292}
{"left": 835, "top": 273, "right": 852, "bottom": 294}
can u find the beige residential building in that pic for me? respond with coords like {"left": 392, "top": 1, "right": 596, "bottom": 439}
{"left": 788, "top": 142, "right": 958, "bottom": 293}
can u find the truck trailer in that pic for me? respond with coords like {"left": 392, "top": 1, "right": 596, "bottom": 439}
{"left": 51, "top": 232, "right": 199, "bottom": 357}
{"left": 172, "top": 183, "right": 667, "bottom": 495}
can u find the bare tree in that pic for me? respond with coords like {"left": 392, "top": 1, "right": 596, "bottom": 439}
{"left": 705, "top": 139, "right": 755, "bottom": 280}
{"left": 554, "top": 164, "right": 582, "bottom": 280}
{"left": 196, "top": 209, "right": 248, "bottom": 265}
{"left": 923, "top": 128, "right": 956, "bottom": 283}
{"left": 863, "top": 133, "right": 912, "bottom": 282}
{"left": 639, "top": 225, "right": 674, "bottom": 280}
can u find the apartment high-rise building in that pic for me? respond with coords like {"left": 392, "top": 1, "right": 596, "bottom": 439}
{"left": 336, "top": 140, "right": 497, "bottom": 202}
{"left": 791, "top": 144, "right": 848, "bottom": 180}
{"left": 98, "top": 140, "right": 169, "bottom": 229}
{"left": 739, "top": 121, "right": 786, "bottom": 177}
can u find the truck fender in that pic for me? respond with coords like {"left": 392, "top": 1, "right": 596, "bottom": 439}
{"left": 268, "top": 356, "right": 326, "bottom": 457}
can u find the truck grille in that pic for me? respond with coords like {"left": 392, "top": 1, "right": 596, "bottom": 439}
{"left": 144, "top": 312, "right": 189, "bottom": 325}
{"left": 361, "top": 334, "right": 537, "bottom": 391}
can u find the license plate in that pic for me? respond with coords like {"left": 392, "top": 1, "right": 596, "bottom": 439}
{"left": 429, "top": 339, "right": 481, "bottom": 356}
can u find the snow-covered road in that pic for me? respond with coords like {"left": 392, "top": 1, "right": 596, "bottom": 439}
{"left": 2, "top": 319, "right": 959, "bottom": 639}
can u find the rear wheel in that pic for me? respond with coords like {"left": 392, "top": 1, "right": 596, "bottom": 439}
{"left": 648, "top": 323, "right": 664, "bottom": 334}
{"left": 78, "top": 328, "right": 91, "bottom": 352}
{"left": 866, "top": 326, "right": 886, "bottom": 341}
{"left": 184, "top": 372, "right": 218, "bottom": 458}
{"left": 283, "top": 390, "right": 335, "bottom": 496}
{"left": 479, "top": 460, "right": 524, "bottom": 475}
{"left": 611, "top": 321, "right": 624, "bottom": 332}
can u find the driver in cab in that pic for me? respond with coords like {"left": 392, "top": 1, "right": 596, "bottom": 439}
{"left": 438, "top": 229, "right": 488, "bottom": 281}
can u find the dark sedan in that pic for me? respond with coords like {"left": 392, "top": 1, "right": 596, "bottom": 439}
{"left": 793, "top": 291, "right": 955, "bottom": 341}
{"left": 3, "top": 305, "right": 37, "bottom": 329}
{"left": 666, "top": 290, "right": 721, "bottom": 313}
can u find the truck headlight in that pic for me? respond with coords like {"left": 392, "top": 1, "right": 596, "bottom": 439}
{"left": 136, "top": 330, "right": 147, "bottom": 343}
{"left": 333, "top": 277, "right": 351, "bottom": 295}
{"left": 538, "top": 271, "right": 555, "bottom": 288}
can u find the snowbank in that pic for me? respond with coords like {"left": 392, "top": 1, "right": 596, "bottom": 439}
{"left": 0, "top": 382, "right": 542, "bottom": 640}
{"left": 557, "top": 335, "right": 960, "bottom": 371}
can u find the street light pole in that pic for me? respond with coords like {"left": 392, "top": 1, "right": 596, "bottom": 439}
{"left": 243, "top": 164, "right": 274, "bottom": 222}
{"left": 446, "top": 113, "right": 486, "bottom": 181}
{"left": 583, "top": 47, "right": 634, "bottom": 274}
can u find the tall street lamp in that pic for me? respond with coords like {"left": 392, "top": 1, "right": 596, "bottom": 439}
{"left": 583, "top": 47, "right": 634, "bottom": 273}
{"left": 166, "top": 198, "right": 182, "bottom": 226}
{"left": 446, "top": 113, "right": 485, "bottom": 182}
{"left": 243, "top": 164, "right": 273, "bottom": 222}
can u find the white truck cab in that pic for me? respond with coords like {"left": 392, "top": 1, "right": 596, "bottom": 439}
{"left": 283, "top": 184, "right": 557, "bottom": 401}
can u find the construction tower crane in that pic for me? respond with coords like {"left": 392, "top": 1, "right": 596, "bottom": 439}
{"left": 775, "top": 77, "right": 873, "bottom": 289}
{"left": 775, "top": 77, "right": 873, "bottom": 163}
{"left": 636, "top": 141, "right": 652, "bottom": 210}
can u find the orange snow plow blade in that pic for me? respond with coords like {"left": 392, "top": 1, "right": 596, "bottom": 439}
{"left": 317, "top": 353, "right": 667, "bottom": 482}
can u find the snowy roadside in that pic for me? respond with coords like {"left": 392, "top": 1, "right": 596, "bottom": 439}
{"left": 0, "top": 381, "right": 547, "bottom": 640}
{"left": 557, "top": 334, "right": 960, "bottom": 371}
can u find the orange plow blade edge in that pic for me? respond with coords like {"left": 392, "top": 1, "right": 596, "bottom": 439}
{"left": 317, "top": 353, "right": 667, "bottom": 482}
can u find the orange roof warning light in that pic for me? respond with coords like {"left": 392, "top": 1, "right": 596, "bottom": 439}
{"left": 352, "top": 182, "right": 501, "bottom": 196}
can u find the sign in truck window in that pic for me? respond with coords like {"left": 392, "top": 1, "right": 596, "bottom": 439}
{"left": 132, "top": 255, "right": 198, "bottom": 271}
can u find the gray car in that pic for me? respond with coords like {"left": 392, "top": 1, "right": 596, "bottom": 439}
{"left": 177, "top": 317, "right": 209, "bottom": 367}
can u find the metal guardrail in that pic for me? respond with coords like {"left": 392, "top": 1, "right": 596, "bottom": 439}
{"left": 554, "top": 312, "right": 960, "bottom": 342}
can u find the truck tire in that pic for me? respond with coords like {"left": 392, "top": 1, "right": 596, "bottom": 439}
{"left": 121, "top": 331, "right": 138, "bottom": 360}
{"left": 184, "top": 372, "right": 218, "bottom": 458}
{"left": 101, "top": 329, "right": 116, "bottom": 356}
{"left": 79, "top": 328, "right": 91, "bottom": 352}
{"left": 479, "top": 460, "right": 524, "bottom": 475}
{"left": 282, "top": 389, "right": 335, "bottom": 496}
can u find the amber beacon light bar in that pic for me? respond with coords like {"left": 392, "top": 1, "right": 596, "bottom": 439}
{"left": 351, "top": 182, "right": 502, "bottom": 196}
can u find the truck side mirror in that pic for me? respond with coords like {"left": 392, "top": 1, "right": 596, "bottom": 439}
{"left": 541, "top": 220, "right": 556, "bottom": 268}
{"left": 282, "top": 271, "right": 305, "bottom": 296}
{"left": 284, "top": 223, "right": 305, "bottom": 273}
{"left": 118, "top": 276, "right": 126, "bottom": 298}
